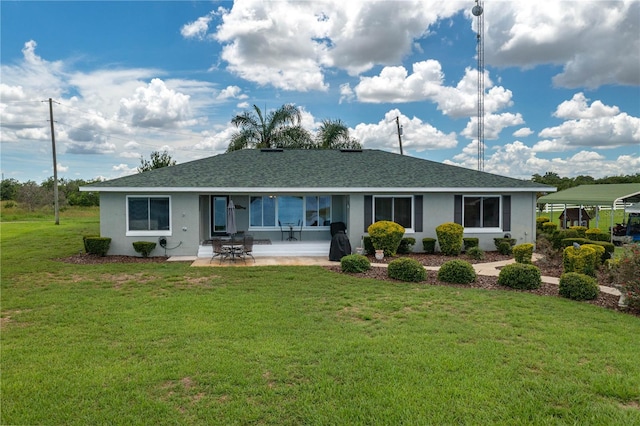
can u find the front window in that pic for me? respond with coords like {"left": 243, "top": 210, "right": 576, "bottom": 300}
{"left": 127, "top": 196, "right": 171, "bottom": 236}
{"left": 250, "top": 195, "right": 331, "bottom": 228}
{"left": 305, "top": 196, "right": 331, "bottom": 227}
{"left": 463, "top": 196, "right": 500, "bottom": 228}
{"left": 373, "top": 196, "right": 412, "bottom": 229}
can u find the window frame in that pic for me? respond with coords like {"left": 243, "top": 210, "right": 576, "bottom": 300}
{"left": 372, "top": 195, "right": 414, "bottom": 232}
{"left": 462, "top": 195, "right": 502, "bottom": 232}
{"left": 248, "top": 195, "right": 332, "bottom": 230}
{"left": 126, "top": 195, "right": 172, "bottom": 237}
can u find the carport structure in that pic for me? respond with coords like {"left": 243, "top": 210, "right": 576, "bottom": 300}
{"left": 537, "top": 183, "right": 640, "bottom": 239}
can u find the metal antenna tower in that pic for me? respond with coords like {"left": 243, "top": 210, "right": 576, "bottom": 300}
{"left": 473, "top": 0, "right": 485, "bottom": 171}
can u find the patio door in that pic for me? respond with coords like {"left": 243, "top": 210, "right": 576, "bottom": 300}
{"left": 211, "top": 196, "right": 228, "bottom": 236}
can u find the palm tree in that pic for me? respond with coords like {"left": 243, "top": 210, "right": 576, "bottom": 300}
{"left": 227, "top": 104, "right": 312, "bottom": 152}
{"left": 315, "top": 119, "right": 362, "bottom": 150}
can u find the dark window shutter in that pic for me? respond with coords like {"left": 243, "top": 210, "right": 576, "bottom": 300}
{"left": 414, "top": 195, "right": 423, "bottom": 232}
{"left": 503, "top": 195, "right": 511, "bottom": 231}
{"left": 454, "top": 195, "right": 462, "bottom": 224}
{"left": 364, "top": 195, "right": 372, "bottom": 232}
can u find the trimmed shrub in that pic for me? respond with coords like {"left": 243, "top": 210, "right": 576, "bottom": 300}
{"left": 466, "top": 246, "right": 485, "bottom": 260}
{"left": 363, "top": 236, "right": 374, "bottom": 255}
{"left": 494, "top": 237, "right": 516, "bottom": 253}
{"left": 435, "top": 222, "right": 464, "bottom": 256}
{"left": 559, "top": 272, "right": 599, "bottom": 301}
{"left": 513, "top": 243, "right": 534, "bottom": 264}
{"left": 569, "top": 226, "right": 587, "bottom": 238}
{"left": 536, "top": 216, "right": 550, "bottom": 231}
{"left": 560, "top": 237, "right": 591, "bottom": 248}
{"left": 341, "top": 254, "right": 371, "bottom": 273}
{"left": 563, "top": 245, "right": 597, "bottom": 277}
{"left": 437, "top": 259, "right": 476, "bottom": 284}
{"left": 387, "top": 258, "right": 426, "bottom": 282}
{"left": 542, "top": 222, "right": 558, "bottom": 234}
{"left": 496, "top": 241, "right": 512, "bottom": 255}
{"left": 582, "top": 243, "right": 606, "bottom": 265}
{"left": 367, "top": 221, "right": 405, "bottom": 257}
{"left": 133, "top": 241, "right": 157, "bottom": 258}
{"left": 586, "top": 231, "right": 611, "bottom": 242}
{"left": 498, "top": 263, "right": 542, "bottom": 290}
{"left": 463, "top": 237, "right": 479, "bottom": 251}
{"left": 422, "top": 237, "right": 437, "bottom": 254}
{"left": 551, "top": 229, "right": 580, "bottom": 250}
{"left": 85, "top": 237, "right": 111, "bottom": 256}
{"left": 83, "top": 234, "right": 100, "bottom": 253}
{"left": 590, "top": 241, "right": 615, "bottom": 260}
{"left": 397, "top": 237, "right": 416, "bottom": 254}
{"left": 585, "top": 228, "right": 602, "bottom": 239}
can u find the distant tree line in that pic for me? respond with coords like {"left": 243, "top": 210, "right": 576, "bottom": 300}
{"left": 531, "top": 172, "right": 640, "bottom": 192}
{"left": 0, "top": 177, "right": 100, "bottom": 211}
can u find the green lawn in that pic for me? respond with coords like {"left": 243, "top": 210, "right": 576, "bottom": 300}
{"left": 2, "top": 210, "right": 640, "bottom": 425}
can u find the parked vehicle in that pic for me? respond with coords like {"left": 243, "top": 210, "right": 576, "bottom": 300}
{"left": 612, "top": 211, "right": 640, "bottom": 245}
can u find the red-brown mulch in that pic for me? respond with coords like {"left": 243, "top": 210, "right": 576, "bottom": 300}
{"left": 60, "top": 254, "right": 170, "bottom": 264}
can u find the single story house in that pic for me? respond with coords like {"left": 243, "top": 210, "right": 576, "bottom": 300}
{"left": 81, "top": 149, "right": 554, "bottom": 257}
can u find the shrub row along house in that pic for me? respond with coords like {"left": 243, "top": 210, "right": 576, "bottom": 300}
{"left": 81, "top": 149, "right": 554, "bottom": 257}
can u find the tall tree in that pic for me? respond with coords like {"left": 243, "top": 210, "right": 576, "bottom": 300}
{"left": 227, "top": 104, "right": 312, "bottom": 152}
{"left": 138, "top": 150, "right": 176, "bottom": 173}
{"left": 315, "top": 119, "right": 361, "bottom": 149}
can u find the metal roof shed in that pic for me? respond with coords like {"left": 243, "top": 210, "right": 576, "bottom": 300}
{"left": 537, "top": 183, "right": 640, "bottom": 206}
{"left": 537, "top": 183, "right": 640, "bottom": 234}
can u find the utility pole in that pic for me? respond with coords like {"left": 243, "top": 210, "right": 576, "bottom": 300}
{"left": 48, "top": 98, "right": 60, "bottom": 225}
{"left": 395, "top": 116, "right": 403, "bottom": 155}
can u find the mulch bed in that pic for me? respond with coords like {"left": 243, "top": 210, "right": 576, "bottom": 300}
{"left": 324, "top": 252, "right": 635, "bottom": 316}
{"left": 60, "top": 254, "right": 171, "bottom": 264}
{"left": 59, "top": 251, "right": 636, "bottom": 316}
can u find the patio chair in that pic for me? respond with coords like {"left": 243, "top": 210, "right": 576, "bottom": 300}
{"left": 278, "top": 220, "right": 288, "bottom": 241}
{"left": 292, "top": 219, "right": 302, "bottom": 241}
{"left": 210, "top": 238, "right": 230, "bottom": 263}
{"left": 242, "top": 234, "right": 255, "bottom": 263}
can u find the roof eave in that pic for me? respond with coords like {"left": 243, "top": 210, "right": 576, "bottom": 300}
{"left": 81, "top": 186, "right": 553, "bottom": 193}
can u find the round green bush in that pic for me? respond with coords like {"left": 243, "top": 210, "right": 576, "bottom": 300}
{"left": 559, "top": 272, "right": 599, "bottom": 301}
{"left": 340, "top": 254, "right": 371, "bottom": 273}
{"left": 542, "top": 222, "right": 557, "bottom": 233}
{"left": 435, "top": 222, "right": 464, "bottom": 256}
{"left": 387, "top": 258, "right": 426, "bottom": 282}
{"left": 367, "top": 220, "right": 405, "bottom": 257}
{"left": 513, "top": 243, "right": 534, "bottom": 264}
{"left": 536, "top": 216, "right": 550, "bottom": 231}
{"left": 463, "top": 237, "right": 479, "bottom": 251}
{"left": 397, "top": 237, "right": 416, "bottom": 254}
{"left": 133, "top": 241, "right": 157, "bottom": 257}
{"left": 497, "top": 263, "right": 541, "bottom": 290}
{"left": 422, "top": 237, "right": 437, "bottom": 254}
{"left": 497, "top": 241, "right": 512, "bottom": 255}
{"left": 437, "top": 259, "right": 476, "bottom": 284}
{"left": 466, "top": 246, "right": 485, "bottom": 260}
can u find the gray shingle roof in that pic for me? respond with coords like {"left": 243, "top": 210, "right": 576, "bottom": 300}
{"left": 85, "top": 149, "right": 551, "bottom": 191}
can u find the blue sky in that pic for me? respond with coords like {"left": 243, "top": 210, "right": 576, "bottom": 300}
{"left": 1, "top": 0, "right": 639, "bottom": 183}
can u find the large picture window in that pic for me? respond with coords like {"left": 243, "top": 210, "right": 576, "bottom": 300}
{"left": 250, "top": 195, "right": 331, "bottom": 228}
{"left": 463, "top": 196, "right": 500, "bottom": 228}
{"left": 373, "top": 196, "right": 412, "bottom": 229}
{"left": 127, "top": 196, "right": 171, "bottom": 235}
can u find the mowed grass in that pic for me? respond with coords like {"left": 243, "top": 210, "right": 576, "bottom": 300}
{"left": 2, "top": 211, "right": 640, "bottom": 425}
